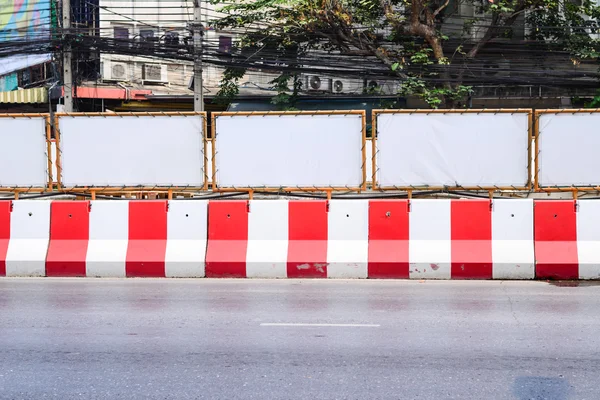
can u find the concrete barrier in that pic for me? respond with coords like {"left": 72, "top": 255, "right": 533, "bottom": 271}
{"left": 206, "top": 200, "right": 369, "bottom": 278}
{"left": 0, "top": 201, "right": 10, "bottom": 276}
{"left": 367, "top": 199, "right": 534, "bottom": 279}
{"left": 43, "top": 200, "right": 208, "bottom": 278}
{"left": 367, "top": 200, "right": 410, "bottom": 279}
{"left": 327, "top": 200, "right": 369, "bottom": 278}
{"left": 205, "top": 201, "right": 248, "bottom": 278}
{"left": 492, "top": 199, "right": 534, "bottom": 280}
{"left": 86, "top": 201, "right": 129, "bottom": 277}
{"left": 246, "top": 200, "right": 288, "bottom": 278}
{"left": 5, "top": 201, "right": 51, "bottom": 277}
{"left": 534, "top": 200, "right": 577, "bottom": 280}
{"left": 0, "top": 198, "right": 583, "bottom": 280}
{"left": 125, "top": 201, "right": 168, "bottom": 277}
{"left": 534, "top": 200, "right": 600, "bottom": 280}
{"left": 165, "top": 200, "right": 207, "bottom": 278}
{"left": 46, "top": 201, "right": 90, "bottom": 277}
{"left": 286, "top": 201, "right": 328, "bottom": 278}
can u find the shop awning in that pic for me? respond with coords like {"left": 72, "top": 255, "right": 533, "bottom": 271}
{"left": 0, "top": 87, "right": 48, "bottom": 104}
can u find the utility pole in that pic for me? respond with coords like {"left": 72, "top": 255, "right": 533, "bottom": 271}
{"left": 62, "top": 0, "right": 73, "bottom": 112}
{"left": 193, "top": 0, "right": 204, "bottom": 112}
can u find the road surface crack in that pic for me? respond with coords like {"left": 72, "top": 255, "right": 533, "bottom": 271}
{"left": 502, "top": 283, "right": 520, "bottom": 325}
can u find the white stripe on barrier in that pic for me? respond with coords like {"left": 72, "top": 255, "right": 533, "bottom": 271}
{"left": 576, "top": 201, "right": 600, "bottom": 279}
{"left": 5, "top": 201, "right": 51, "bottom": 277}
{"left": 86, "top": 201, "right": 128, "bottom": 278}
{"left": 246, "top": 200, "right": 288, "bottom": 278}
{"left": 165, "top": 200, "right": 208, "bottom": 278}
{"left": 327, "top": 200, "right": 369, "bottom": 278}
{"left": 409, "top": 200, "right": 452, "bottom": 279}
{"left": 492, "top": 199, "right": 535, "bottom": 279}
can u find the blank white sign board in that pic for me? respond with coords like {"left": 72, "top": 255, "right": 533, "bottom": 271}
{"left": 0, "top": 117, "right": 48, "bottom": 187}
{"left": 538, "top": 112, "right": 600, "bottom": 187}
{"left": 58, "top": 115, "right": 204, "bottom": 187}
{"left": 376, "top": 112, "right": 530, "bottom": 188}
{"left": 215, "top": 113, "right": 364, "bottom": 188}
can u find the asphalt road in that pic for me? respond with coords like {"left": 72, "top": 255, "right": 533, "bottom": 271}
{"left": 0, "top": 279, "right": 599, "bottom": 400}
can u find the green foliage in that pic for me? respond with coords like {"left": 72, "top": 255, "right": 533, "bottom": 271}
{"left": 209, "top": 0, "right": 600, "bottom": 108}
{"left": 400, "top": 77, "right": 473, "bottom": 108}
{"left": 270, "top": 73, "right": 303, "bottom": 110}
{"left": 584, "top": 89, "right": 600, "bottom": 108}
{"left": 214, "top": 67, "right": 246, "bottom": 105}
{"left": 526, "top": 0, "right": 600, "bottom": 63}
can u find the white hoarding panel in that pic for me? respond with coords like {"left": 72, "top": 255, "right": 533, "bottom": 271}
{"left": 215, "top": 113, "right": 364, "bottom": 188}
{"left": 376, "top": 112, "right": 529, "bottom": 188}
{"left": 538, "top": 112, "right": 600, "bottom": 187}
{"left": 58, "top": 115, "right": 204, "bottom": 187}
{"left": 0, "top": 117, "right": 48, "bottom": 187}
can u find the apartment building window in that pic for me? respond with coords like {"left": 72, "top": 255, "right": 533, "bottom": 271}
{"left": 218, "top": 36, "right": 232, "bottom": 54}
{"left": 140, "top": 29, "right": 156, "bottom": 40}
{"left": 17, "top": 64, "right": 46, "bottom": 88}
{"left": 114, "top": 27, "right": 129, "bottom": 39}
{"left": 165, "top": 31, "right": 179, "bottom": 46}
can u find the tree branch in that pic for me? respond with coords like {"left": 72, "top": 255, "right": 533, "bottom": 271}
{"left": 433, "top": 0, "right": 451, "bottom": 18}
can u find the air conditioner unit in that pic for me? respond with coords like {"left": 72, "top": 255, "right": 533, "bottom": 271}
{"left": 331, "top": 78, "right": 364, "bottom": 94}
{"left": 142, "top": 64, "right": 168, "bottom": 83}
{"left": 365, "top": 80, "right": 400, "bottom": 95}
{"left": 102, "top": 61, "right": 128, "bottom": 82}
{"left": 305, "top": 75, "right": 332, "bottom": 92}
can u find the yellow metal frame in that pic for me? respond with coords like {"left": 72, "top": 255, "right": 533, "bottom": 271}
{"left": 371, "top": 109, "right": 534, "bottom": 192}
{"left": 534, "top": 109, "right": 600, "bottom": 192}
{"left": 54, "top": 112, "right": 209, "bottom": 195}
{"left": 0, "top": 113, "right": 52, "bottom": 193}
{"left": 211, "top": 110, "right": 368, "bottom": 194}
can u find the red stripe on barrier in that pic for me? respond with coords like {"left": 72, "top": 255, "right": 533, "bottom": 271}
{"left": 368, "top": 200, "right": 409, "bottom": 278}
{"left": 287, "top": 201, "right": 328, "bottom": 278}
{"left": 451, "top": 200, "right": 493, "bottom": 279}
{"left": 46, "top": 201, "right": 90, "bottom": 277}
{"left": 0, "top": 201, "right": 10, "bottom": 276}
{"left": 205, "top": 201, "right": 249, "bottom": 278}
{"left": 126, "top": 201, "right": 168, "bottom": 277}
{"left": 534, "top": 201, "right": 578, "bottom": 280}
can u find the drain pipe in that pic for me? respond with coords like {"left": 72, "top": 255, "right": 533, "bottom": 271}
{"left": 117, "top": 82, "right": 130, "bottom": 101}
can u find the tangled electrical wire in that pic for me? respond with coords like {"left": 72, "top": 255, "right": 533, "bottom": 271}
{"left": 1, "top": 0, "right": 599, "bottom": 91}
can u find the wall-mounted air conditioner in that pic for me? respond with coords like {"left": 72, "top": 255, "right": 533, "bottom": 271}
{"left": 142, "top": 64, "right": 168, "bottom": 83}
{"left": 102, "top": 61, "right": 129, "bottom": 82}
{"left": 365, "top": 80, "right": 400, "bottom": 95}
{"left": 331, "top": 78, "right": 364, "bottom": 94}
{"left": 305, "top": 75, "right": 332, "bottom": 92}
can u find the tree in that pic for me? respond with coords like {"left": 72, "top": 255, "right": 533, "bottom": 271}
{"left": 208, "top": 0, "right": 600, "bottom": 108}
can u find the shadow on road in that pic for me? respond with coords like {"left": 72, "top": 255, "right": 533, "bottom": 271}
{"left": 513, "top": 376, "right": 571, "bottom": 400}
{"left": 547, "top": 281, "right": 600, "bottom": 287}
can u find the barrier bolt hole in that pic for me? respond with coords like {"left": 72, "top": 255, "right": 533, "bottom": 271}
{"left": 185, "top": 214, "right": 189, "bottom": 217}
{"left": 28, "top": 212, "right": 32, "bottom": 217}
{"left": 554, "top": 214, "right": 558, "bottom": 218}
{"left": 346, "top": 214, "right": 349, "bottom": 218}
{"left": 386, "top": 211, "right": 391, "bottom": 217}
{"left": 227, "top": 214, "right": 230, "bottom": 218}
{"left": 69, "top": 214, "right": 72, "bottom": 218}
{"left": 511, "top": 214, "right": 514, "bottom": 217}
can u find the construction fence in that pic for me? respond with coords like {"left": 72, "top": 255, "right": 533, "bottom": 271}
{"left": 0, "top": 109, "right": 597, "bottom": 194}
{"left": 0, "top": 198, "right": 596, "bottom": 280}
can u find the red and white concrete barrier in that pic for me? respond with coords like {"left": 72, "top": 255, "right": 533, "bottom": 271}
{"left": 205, "top": 200, "right": 369, "bottom": 278}
{"left": 0, "top": 198, "right": 579, "bottom": 280}
{"left": 534, "top": 200, "right": 600, "bottom": 280}
{"left": 43, "top": 200, "right": 207, "bottom": 278}
{"left": 205, "top": 199, "right": 533, "bottom": 279}
{"left": 1, "top": 201, "right": 50, "bottom": 277}
{"left": 368, "top": 199, "right": 534, "bottom": 279}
